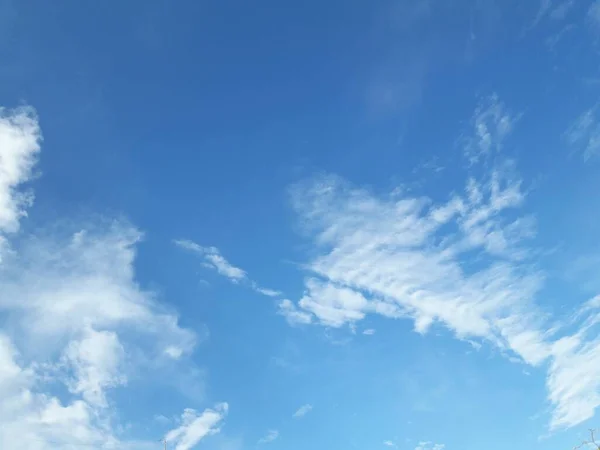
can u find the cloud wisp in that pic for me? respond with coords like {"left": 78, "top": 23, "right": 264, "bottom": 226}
{"left": 257, "top": 429, "right": 279, "bottom": 445}
{"left": 565, "top": 105, "right": 600, "bottom": 161}
{"left": 292, "top": 404, "right": 313, "bottom": 418}
{"left": 281, "top": 95, "right": 600, "bottom": 430}
{"left": 175, "top": 239, "right": 281, "bottom": 298}
{"left": 415, "top": 442, "right": 445, "bottom": 450}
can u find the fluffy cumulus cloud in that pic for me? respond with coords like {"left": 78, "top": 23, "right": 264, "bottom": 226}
{"left": 281, "top": 95, "right": 600, "bottom": 430}
{"left": 0, "top": 106, "right": 226, "bottom": 448}
{"left": 0, "top": 107, "right": 40, "bottom": 257}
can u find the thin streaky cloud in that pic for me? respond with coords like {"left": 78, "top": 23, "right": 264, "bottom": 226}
{"left": 174, "top": 240, "right": 247, "bottom": 282}
{"left": 175, "top": 239, "right": 281, "bottom": 297}
{"left": 293, "top": 404, "right": 313, "bottom": 418}
{"left": 257, "top": 430, "right": 279, "bottom": 445}
{"left": 564, "top": 106, "right": 600, "bottom": 161}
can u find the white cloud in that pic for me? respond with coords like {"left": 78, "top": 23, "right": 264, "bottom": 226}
{"left": 0, "top": 107, "right": 40, "bottom": 234}
{"left": 278, "top": 299, "right": 312, "bottom": 326}
{"left": 293, "top": 404, "right": 313, "bottom": 418}
{"left": 545, "top": 296, "right": 600, "bottom": 429}
{"left": 62, "top": 327, "right": 127, "bottom": 408}
{"left": 165, "top": 403, "right": 228, "bottom": 450}
{"left": 253, "top": 285, "right": 283, "bottom": 297}
{"left": 174, "top": 240, "right": 247, "bottom": 282}
{"left": 297, "top": 278, "right": 370, "bottom": 328}
{"left": 383, "top": 440, "right": 395, "bottom": 447}
{"left": 363, "top": 329, "right": 376, "bottom": 335}
{"left": 284, "top": 95, "right": 600, "bottom": 430}
{"left": 0, "top": 106, "right": 218, "bottom": 448}
{"left": 565, "top": 106, "right": 600, "bottom": 161}
{"left": 463, "top": 94, "right": 516, "bottom": 164}
{"left": 0, "top": 107, "right": 40, "bottom": 260}
{"left": 257, "top": 429, "right": 279, "bottom": 445}
{"left": 415, "top": 442, "right": 445, "bottom": 450}
{"left": 0, "top": 332, "right": 118, "bottom": 449}
{"left": 175, "top": 239, "right": 281, "bottom": 298}
{"left": 288, "top": 171, "right": 543, "bottom": 349}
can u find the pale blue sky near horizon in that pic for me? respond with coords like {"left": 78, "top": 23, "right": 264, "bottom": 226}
{"left": 1, "top": 1, "right": 600, "bottom": 450}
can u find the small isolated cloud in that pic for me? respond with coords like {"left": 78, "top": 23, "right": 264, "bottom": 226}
{"left": 383, "top": 440, "right": 395, "bottom": 447}
{"left": 174, "top": 240, "right": 247, "bottom": 282}
{"left": 253, "top": 285, "right": 282, "bottom": 298}
{"left": 415, "top": 442, "right": 445, "bottom": 450}
{"left": 565, "top": 106, "right": 600, "bottom": 161}
{"left": 165, "top": 403, "right": 228, "bottom": 450}
{"left": 363, "top": 329, "right": 376, "bottom": 335}
{"left": 257, "top": 429, "right": 279, "bottom": 445}
{"left": 175, "top": 239, "right": 281, "bottom": 297}
{"left": 293, "top": 404, "right": 313, "bottom": 418}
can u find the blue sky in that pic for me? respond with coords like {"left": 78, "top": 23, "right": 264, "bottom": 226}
{"left": 1, "top": 0, "right": 600, "bottom": 449}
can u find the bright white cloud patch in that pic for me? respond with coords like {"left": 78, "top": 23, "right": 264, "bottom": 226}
{"left": 62, "top": 327, "right": 127, "bottom": 408}
{"left": 0, "top": 107, "right": 40, "bottom": 259}
{"left": 278, "top": 298, "right": 313, "bottom": 326}
{"left": 258, "top": 429, "right": 279, "bottom": 444}
{"left": 0, "top": 106, "right": 220, "bottom": 448}
{"left": 293, "top": 403, "right": 313, "bottom": 418}
{"left": 165, "top": 403, "right": 228, "bottom": 450}
{"left": 284, "top": 95, "right": 600, "bottom": 430}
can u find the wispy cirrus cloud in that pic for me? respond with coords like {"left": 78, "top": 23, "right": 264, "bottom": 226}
{"left": 0, "top": 106, "right": 224, "bottom": 448}
{"left": 565, "top": 105, "right": 600, "bottom": 161}
{"left": 415, "top": 442, "right": 445, "bottom": 450}
{"left": 281, "top": 94, "right": 600, "bottom": 430}
{"left": 257, "top": 429, "right": 279, "bottom": 445}
{"left": 175, "top": 239, "right": 281, "bottom": 297}
{"left": 292, "top": 404, "right": 313, "bottom": 418}
{"left": 463, "top": 94, "right": 517, "bottom": 164}
{"left": 174, "top": 240, "right": 247, "bottom": 282}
